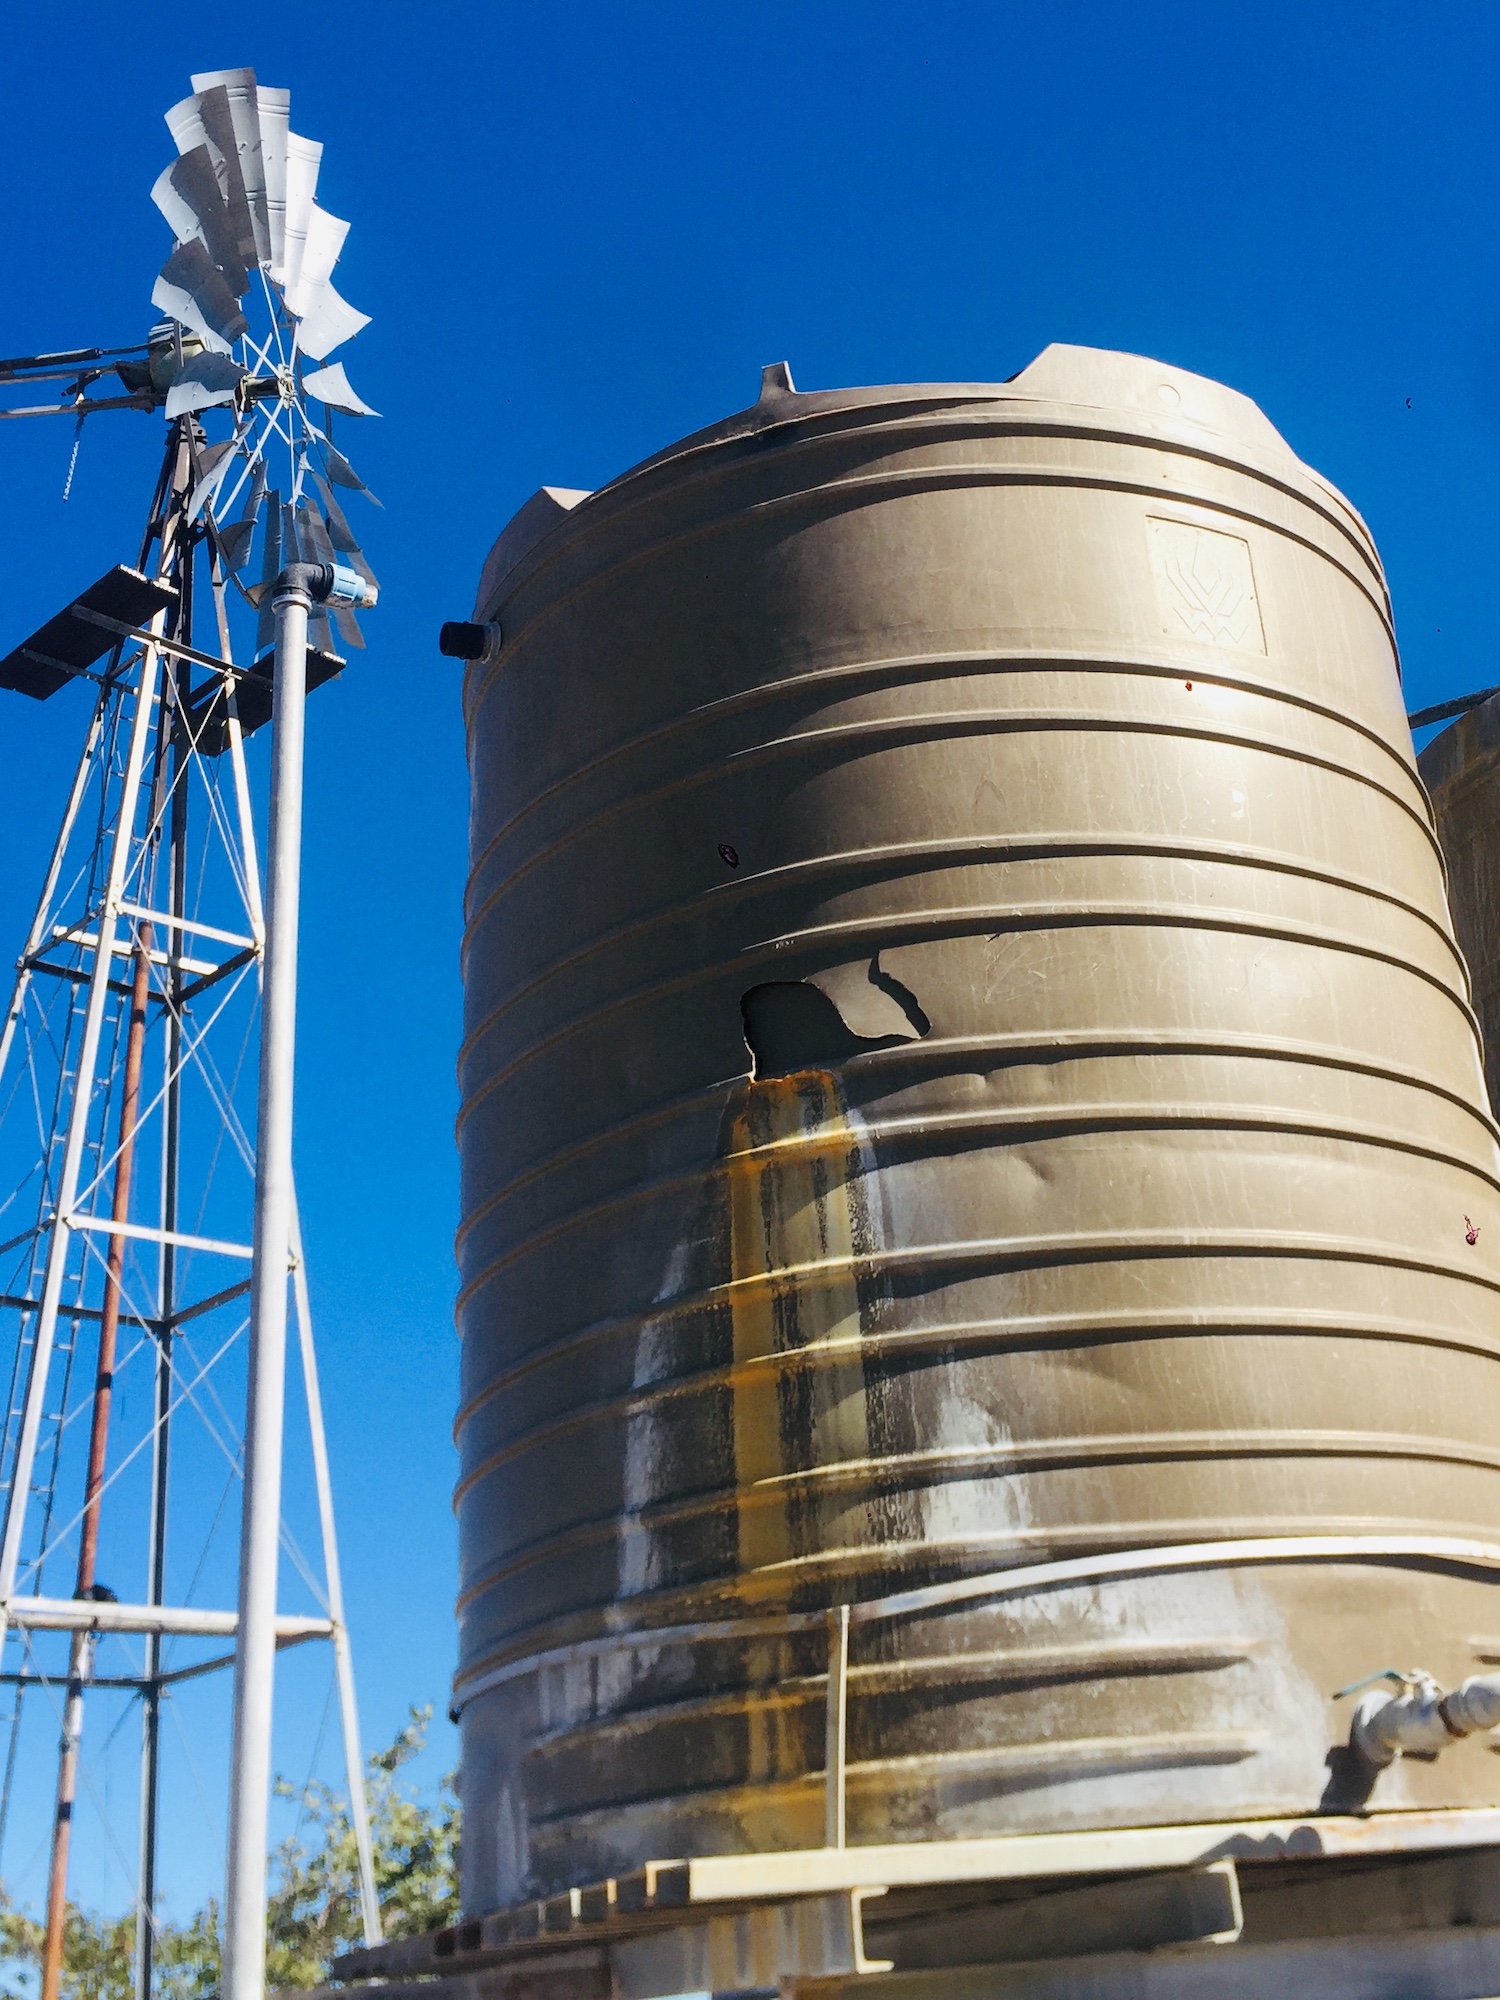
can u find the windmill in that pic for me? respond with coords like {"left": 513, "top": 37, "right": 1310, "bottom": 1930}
{"left": 0, "top": 66, "right": 380, "bottom": 2000}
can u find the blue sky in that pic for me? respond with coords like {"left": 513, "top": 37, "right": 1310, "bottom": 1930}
{"left": 0, "top": 0, "right": 1497, "bottom": 1927}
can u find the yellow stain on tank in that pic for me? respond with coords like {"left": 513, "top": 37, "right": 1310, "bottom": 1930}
{"left": 725, "top": 1071, "right": 875, "bottom": 1582}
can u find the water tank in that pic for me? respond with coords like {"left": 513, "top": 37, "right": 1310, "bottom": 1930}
{"left": 1421, "top": 698, "right": 1500, "bottom": 1115}
{"left": 454, "top": 345, "right": 1500, "bottom": 1914}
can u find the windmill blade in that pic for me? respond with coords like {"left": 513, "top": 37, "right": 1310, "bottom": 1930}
{"left": 152, "top": 148, "right": 248, "bottom": 294}
{"left": 329, "top": 602, "right": 365, "bottom": 651}
{"left": 151, "top": 158, "right": 203, "bottom": 248}
{"left": 152, "top": 241, "right": 248, "bottom": 352}
{"left": 188, "top": 438, "right": 240, "bottom": 519}
{"left": 322, "top": 441, "right": 381, "bottom": 504}
{"left": 302, "top": 362, "right": 378, "bottom": 417}
{"left": 281, "top": 133, "right": 324, "bottom": 295}
{"left": 191, "top": 68, "right": 270, "bottom": 265}
{"left": 283, "top": 205, "right": 349, "bottom": 317}
{"left": 310, "top": 473, "right": 380, "bottom": 593}
{"left": 294, "top": 283, "right": 369, "bottom": 362}
{"left": 295, "top": 494, "right": 335, "bottom": 564}
{"left": 295, "top": 494, "right": 364, "bottom": 648}
{"left": 165, "top": 90, "right": 210, "bottom": 156}
{"left": 258, "top": 87, "right": 291, "bottom": 277}
{"left": 310, "top": 473, "right": 364, "bottom": 554}
{"left": 282, "top": 496, "right": 305, "bottom": 563}
{"left": 219, "top": 458, "right": 267, "bottom": 572}
{"left": 255, "top": 492, "right": 283, "bottom": 654}
{"left": 165, "top": 353, "right": 246, "bottom": 418}
{"left": 191, "top": 83, "right": 260, "bottom": 273}
{"left": 308, "top": 605, "right": 337, "bottom": 656}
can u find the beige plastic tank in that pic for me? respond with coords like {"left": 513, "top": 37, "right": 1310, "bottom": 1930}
{"left": 454, "top": 346, "right": 1500, "bottom": 1912}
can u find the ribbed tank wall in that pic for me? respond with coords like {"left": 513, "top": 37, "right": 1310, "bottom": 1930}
{"left": 454, "top": 347, "right": 1500, "bottom": 1912}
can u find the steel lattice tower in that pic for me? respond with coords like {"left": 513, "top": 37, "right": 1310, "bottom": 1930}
{"left": 0, "top": 412, "right": 379, "bottom": 1998}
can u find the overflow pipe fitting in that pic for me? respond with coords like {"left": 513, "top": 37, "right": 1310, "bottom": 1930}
{"left": 438, "top": 619, "right": 503, "bottom": 664}
{"left": 1349, "top": 1670, "right": 1500, "bottom": 1766}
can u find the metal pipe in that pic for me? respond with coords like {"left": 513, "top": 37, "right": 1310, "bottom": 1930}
{"left": 1409, "top": 686, "right": 1500, "bottom": 731}
{"left": 290, "top": 1208, "right": 381, "bottom": 1944}
{"left": 138, "top": 628, "right": 191, "bottom": 2000}
{"left": 223, "top": 574, "right": 310, "bottom": 2000}
{"left": 1, "top": 1599, "right": 331, "bottom": 1638}
{"left": 37, "top": 1631, "right": 94, "bottom": 1998}
{"left": 39, "top": 920, "right": 153, "bottom": 2000}
{"left": 212, "top": 564, "right": 266, "bottom": 948}
{"left": 823, "top": 1604, "right": 849, "bottom": 1851}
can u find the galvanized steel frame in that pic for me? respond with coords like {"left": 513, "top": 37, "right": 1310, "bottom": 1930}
{"left": 0, "top": 425, "right": 379, "bottom": 1996}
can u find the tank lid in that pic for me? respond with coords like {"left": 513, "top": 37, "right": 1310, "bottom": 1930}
{"left": 1008, "top": 343, "right": 1294, "bottom": 458}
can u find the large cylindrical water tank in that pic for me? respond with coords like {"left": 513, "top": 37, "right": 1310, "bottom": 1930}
{"left": 454, "top": 345, "right": 1500, "bottom": 1914}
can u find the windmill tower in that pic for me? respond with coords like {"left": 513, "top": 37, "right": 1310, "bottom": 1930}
{"left": 0, "top": 67, "right": 382, "bottom": 2000}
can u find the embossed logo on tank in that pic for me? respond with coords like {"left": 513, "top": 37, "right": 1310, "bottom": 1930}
{"left": 1148, "top": 517, "right": 1267, "bottom": 653}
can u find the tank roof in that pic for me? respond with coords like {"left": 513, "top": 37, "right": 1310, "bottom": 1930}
{"left": 475, "top": 344, "right": 1337, "bottom": 619}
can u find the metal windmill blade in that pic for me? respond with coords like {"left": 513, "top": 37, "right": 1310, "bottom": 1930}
{"left": 310, "top": 473, "right": 379, "bottom": 595}
{"left": 322, "top": 441, "right": 381, "bottom": 504}
{"left": 152, "top": 241, "right": 248, "bottom": 351}
{"left": 255, "top": 490, "right": 284, "bottom": 655}
{"left": 151, "top": 71, "right": 377, "bottom": 401}
{"left": 187, "top": 436, "right": 240, "bottom": 519}
{"left": 302, "top": 362, "right": 378, "bottom": 416}
{"left": 257, "top": 86, "right": 291, "bottom": 274}
{"left": 151, "top": 149, "right": 247, "bottom": 294}
{"left": 191, "top": 68, "right": 271, "bottom": 266}
{"left": 166, "top": 351, "right": 247, "bottom": 418}
{"left": 218, "top": 455, "right": 267, "bottom": 571}
{"left": 276, "top": 498, "right": 336, "bottom": 656}
{"left": 280, "top": 132, "right": 322, "bottom": 290}
{"left": 296, "top": 495, "right": 363, "bottom": 649}
{"left": 141, "top": 68, "right": 383, "bottom": 672}
{"left": 168, "top": 80, "right": 258, "bottom": 273}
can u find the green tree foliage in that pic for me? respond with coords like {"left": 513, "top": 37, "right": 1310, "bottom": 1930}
{"left": 0, "top": 1904, "right": 137, "bottom": 2000}
{"left": 0, "top": 1707, "right": 458, "bottom": 1999}
{"left": 267, "top": 1705, "right": 460, "bottom": 1988}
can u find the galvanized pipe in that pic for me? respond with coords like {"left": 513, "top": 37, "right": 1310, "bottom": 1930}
{"left": 290, "top": 1207, "right": 382, "bottom": 1946}
{"left": 223, "top": 554, "right": 373, "bottom": 2000}
{"left": 138, "top": 630, "right": 193, "bottom": 2000}
{"left": 223, "top": 576, "right": 309, "bottom": 2000}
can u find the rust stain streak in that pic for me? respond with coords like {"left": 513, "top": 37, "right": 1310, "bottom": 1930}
{"left": 728, "top": 1072, "right": 874, "bottom": 1581}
